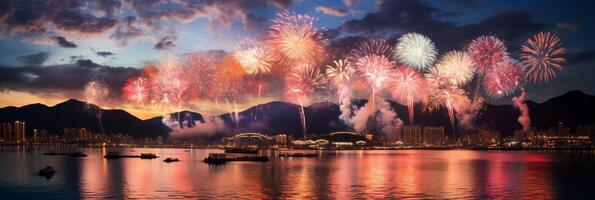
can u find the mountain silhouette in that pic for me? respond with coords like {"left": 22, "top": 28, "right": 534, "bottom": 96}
{"left": 1, "top": 91, "right": 593, "bottom": 139}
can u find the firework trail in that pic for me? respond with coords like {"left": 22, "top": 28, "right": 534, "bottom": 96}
{"left": 83, "top": 80, "right": 109, "bottom": 135}
{"left": 425, "top": 68, "right": 468, "bottom": 130}
{"left": 268, "top": 11, "right": 327, "bottom": 66}
{"left": 434, "top": 51, "right": 475, "bottom": 86}
{"left": 467, "top": 36, "right": 509, "bottom": 76}
{"left": 234, "top": 38, "right": 272, "bottom": 75}
{"left": 389, "top": 66, "right": 426, "bottom": 125}
{"left": 483, "top": 59, "right": 524, "bottom": 98}
{"left": 214, "top": 57, "right": 246, "bottom": 128}
{"left": 326, "top": 59, "right": 356, "bottom": 124}
{"left": 512, "top": 89, "right": 531, "bottom": 133}
{"left": 285, "top": 64, "right": 326, "bottom": 139}
{"left": 520, "top": 32, "right": 566, "bottom": 84}
{"left": 395, "top": 33, "right": 437, "bottom": 70}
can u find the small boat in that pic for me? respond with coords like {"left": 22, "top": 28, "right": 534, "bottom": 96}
{"left": 203, "top": 153, "right": 269, "bottom": 164}
{"left": 164, "top": 158, "right": 180, "bottom": 163}
{"left": 38, "top": 166, "right": 56, "bottom": 176}
{"left": 104, "top": 151, "right": 139, "bottom": 159}
{"left": 43, "top": 152, "right": 69, "bottom": 156}
{"left": 224, "top": 148, "right": 259, "bottom": 154}
{"left": 69, "top": 152, "right": 87, "bottom": 157}
{"left": 140, "top": 153, "right": 158, "bottom": 159}
{"left": 279, "top": 152, "right": 317, "bottom": 158}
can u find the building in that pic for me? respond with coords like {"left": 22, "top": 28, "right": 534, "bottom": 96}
{"left": 514, "top": 129, "right": 534, "bottom": 142}
{"left": 1, "top": 123, "right": 12, "bottom": 142}
{"left": 14, "top": 121, "right": 26, "bottom": 143}
{"left": 423, "top": 126, "right": 445, "bottom": 146}
{"left": 402, "top": 126, "right": 422, "bottom": 146}
{"left": 273, "top": 134, "right": 288, "bottom": 145}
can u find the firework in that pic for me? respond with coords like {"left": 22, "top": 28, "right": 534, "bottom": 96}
{"left": 424, "top": 68, "right": 468, "bottom": 128}
{"left": 83, "top": 80, "right": 110, "bottom": 134}
{"left": 184, "top": 53, "right": 218, "bottom": 99}
{"left": 389, "top": 66, "right": 426, "bottom": 124}
{"left": 234, "top": 38, "right": 272, "bottom": 75}
{"left": 434, "top": 51, "right": 475, "bottom": 86}
{"left": 123, "top": 77, "right": 149, "bottom": 105}
{"left": 285, "top": 64, "right": 326, "bottom": 139}
{"left": 83, "top": 80, "right": 110, "bottom": 106}
{"left": 268, "top": 11, "right": 327, "bottom": 65}
{"left": 482, "top": 60, "right": 524, "bottom": 98}
{"left": 520, "top": 32, "right": 566, "bottom": 83}
{"left": 151, "top": 58, "right": 192, "bottom": 109}
{"left": 467, "top": 36, "right": 509, "bottom": 75}
{"left": 325, "top": 59, "right": 355, "bottom": 85}
{"left": 395, "top": 33, "right": 437, "bottom": 70}
{"left": 348, "top": 39, "right": 394, "bottom": 99}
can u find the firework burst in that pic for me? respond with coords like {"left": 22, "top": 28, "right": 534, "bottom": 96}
{"left": 83, "top": 80, "right": 110, "bottom": 106}
{"left": 467, "top": 36, "right": 509, "bottom": 75}
{"left": 389, "top": 66, "right": 426, "bottom": 124}
{"left": 234, "top": 38, "right": 272, "bottom": 75}
{"left": 285, "top": 64, "right": 326, "bottom": 139}
{"left": 395, "top": 33, "right": 437, "bottom": 70}
{"left": 348, "top": 39, "right": 394, "bottom": 94}
{"left": 268, "top": 11, "right": 327, "bottom": 65}
{"left": 520, "top": 32, "right": 566, "bottom": 83}
{"left": 123, "top": 77, "right": 149, "bottom": 105}
{"left": 325, "top": 59, "right": 355, "bottom": 85}
{"left": 483, "top": 60, "right": 524, "bottom": 98}
{"left": 424, "top": 68, "right": 468, "bottom": 128}
{"left": 434, "top": 51, "right": 475, "bottom": 86}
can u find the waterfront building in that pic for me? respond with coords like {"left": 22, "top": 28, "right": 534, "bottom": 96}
{"left": 423, "top": 126, "right": 445, "bottom": 146}
{"left": 14, "top": 121, "right": 26, "bottom": 143}
{"left": 1, "top": 123, "right": 12, "bottom": 142}
{"left": 402, "top": 126, "right": 422, "bottom": 145}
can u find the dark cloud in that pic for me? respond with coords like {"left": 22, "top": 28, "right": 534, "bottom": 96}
{"left": 0, "top": 59, "right": 140, "bottom": 97}
{"left": 16, "top": 51, "right": 49, "bottom": 66}
{"left": 154, "top": 36, "right": 175, "bottom": 50}
{"left": 96, "top": 51, "right": 115, "bottom": 58}
{"left": 333, "top": 0, "right": 544, "bottom": 52}
{"left": 49, "top": 36, "right": 77, "bottom": 48}
{"left": 556, "top": 22, "right": 579, "bottom": 32}
{"left": 567, "top": 50, "right": 595, "bottom": 65}
{"left": 0, "top": 0, "right": 117, "bottom": 36}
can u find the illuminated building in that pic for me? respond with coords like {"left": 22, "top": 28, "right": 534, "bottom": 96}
{"left": 402, "top": 126, "right": 422, "bottom": 145}
{"left": 14, "top": 121, "right": 26, "bottom": 143}
{"left": 1, "top": 123, "right": 12, "bottom": 142}
{"left": 423, "top": 126, "right": 445, "bottom": 146}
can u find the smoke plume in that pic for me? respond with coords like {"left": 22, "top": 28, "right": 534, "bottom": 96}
{"left": 456, "top": 97, "right": 483, "bottom": 130}
{"left": 512, "top": 89, "right": 531, "bottom": 132}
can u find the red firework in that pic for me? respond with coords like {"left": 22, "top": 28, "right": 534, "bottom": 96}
{"left": 467, "top": 36, "right": 509, "bottom": 76}
{"left": 483, "top": 60, "right": 524, "bottom": 98}
{"left": 389, "top": 66, "right": 426, "bottom": 124}
{"left": 123, "top": 77, "right": 150, "bottom": 105}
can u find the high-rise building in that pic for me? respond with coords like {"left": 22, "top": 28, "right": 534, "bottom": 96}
{"left": 1, "top": 123, "right": 12, "bottom": 141}
{"left": 402, "top": 126, "right": 422, "bottom": 145}
{"left": 423, "top": 126, "right": 445, "bottom": 146}
{"left": 14, "top": 121, "right": 26, "bottom": 143}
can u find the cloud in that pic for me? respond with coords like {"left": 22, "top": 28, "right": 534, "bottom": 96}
{"left": 16, "top": 51, "right": 49, "bottom": 66}
{"left": 49, "top": 36, "right": 77, "bottom": 48}
{"left": 567, "top": 50, "right": 595, "bottom": 65}
{"left": 0, "top": 59, "right": 141, "bottom": 98}
{"left": 333, "top": 0, "right": 544, "bottom": 52}
{"left": 154, "top": 36, "right": 175, "bottom": 50}
{"left": 96, "top": 51, "right": 115, "bottom": 58}
{"left": 556, "top": 22, "right": 579, "bottom": 32}
{"left": 343, "top": 0, "right": 357, "bottom": 7}
{"left": 316, "top": 6, "right": 349, "bottom": 17}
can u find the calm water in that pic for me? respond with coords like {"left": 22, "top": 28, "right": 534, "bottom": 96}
{"left": 0, "top": 147, "right": 594, "bottom": 199}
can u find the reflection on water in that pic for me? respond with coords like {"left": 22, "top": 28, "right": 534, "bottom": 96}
{"left": 0, "top": 147, "right": 594, "bottom": 199}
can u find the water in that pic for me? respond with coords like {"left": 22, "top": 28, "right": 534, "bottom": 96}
{"left": 1, "top": 147, "right": 594, "bottom": 199}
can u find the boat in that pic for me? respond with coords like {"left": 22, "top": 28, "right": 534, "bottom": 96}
{"left": 43, "top": 152, "right": 69, "bottom": 156}
{"left": 203, "top": 153, "right": 269, "bottom": 164}
{"left": 69, "top": 152, "right": 88, "bottom": 157}
{"left": 224, "top": 148, "right": 259, "bottom": 154}
{"left": 140, "top": 153, "right": 158, "bottom": 159}
{"left": 104, "top": 151, "right": 139, "bottom": 159}
{"left": 164, "top": 158, "right": 180, "bottom": 163}
{"left": 38, "top": 166, "right": 56, "bottom": 176}
{"left": 279, "top": 152, "right": 317, "bottom": 158}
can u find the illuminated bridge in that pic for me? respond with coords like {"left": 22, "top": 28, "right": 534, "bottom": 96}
{"left": 224, "top": 132, "right": 273, "bottom": 147}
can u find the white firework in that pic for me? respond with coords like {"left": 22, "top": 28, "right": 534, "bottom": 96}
{"left": 395, "top": 32, "right": 438, "bottom": 70}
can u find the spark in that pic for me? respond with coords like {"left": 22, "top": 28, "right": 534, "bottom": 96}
{"left": 520, "top": 32, "right": 566, "bottom": 84}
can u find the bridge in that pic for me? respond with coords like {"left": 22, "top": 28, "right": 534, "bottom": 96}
{"left": 225, "top": 132, "right": 272, "bottom": 141}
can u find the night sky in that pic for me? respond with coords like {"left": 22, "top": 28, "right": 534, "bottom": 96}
{"left": 0, "top": 0, "right": 593, "bottom": 119}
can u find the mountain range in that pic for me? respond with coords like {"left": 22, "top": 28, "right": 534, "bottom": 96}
{"left": 1, "top": 90, "right": 594, "bottom": 139}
